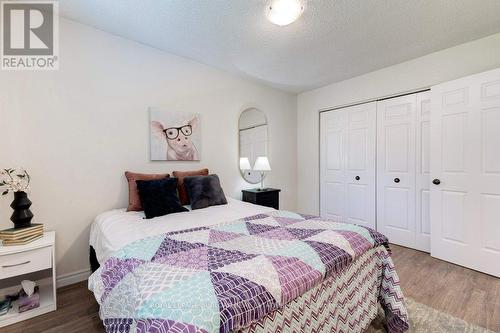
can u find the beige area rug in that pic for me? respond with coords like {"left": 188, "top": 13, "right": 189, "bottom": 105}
{"left": 367, "top": 298, "right": 496, "bottom": 333}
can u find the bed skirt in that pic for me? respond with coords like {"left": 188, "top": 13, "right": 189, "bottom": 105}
{"left": 237, "top": 246, "right": 402, "bottom": 333}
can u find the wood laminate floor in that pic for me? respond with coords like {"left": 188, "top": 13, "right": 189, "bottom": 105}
{"left": 2, "top": 245, "right": 500, "bottom": 333}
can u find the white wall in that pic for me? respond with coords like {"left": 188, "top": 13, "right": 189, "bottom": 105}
{"left": 297, "top": 32, "right": 500, "bottom": 215}
{"left": 0, "top": 19, "right": 297, "bottom": 278}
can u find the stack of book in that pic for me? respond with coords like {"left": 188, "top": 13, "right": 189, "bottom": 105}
{"left": 0, "top": 224, "right": 44, "bottom": 246}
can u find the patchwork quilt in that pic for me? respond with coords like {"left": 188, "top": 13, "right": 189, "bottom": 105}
{"left": 88, "top": 211, "right": 409, "bottom": 333}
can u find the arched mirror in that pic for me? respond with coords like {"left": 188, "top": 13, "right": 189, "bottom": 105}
{"left": 239, "top": 108, "right": 268, "bottom": 184}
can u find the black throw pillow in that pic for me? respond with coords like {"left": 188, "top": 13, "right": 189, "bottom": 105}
{"left": 136, "top": 178, "right": 188, "bottom": 219}
{"left": 183, "top": 174, "right": 228, "bottom": 210}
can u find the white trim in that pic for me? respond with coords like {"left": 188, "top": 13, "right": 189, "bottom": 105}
{"left": 56, "top": 268, "right": 91, "bottom": 288}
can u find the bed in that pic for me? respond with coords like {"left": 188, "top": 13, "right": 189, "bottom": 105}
{"left": 88, "top": 198, "right": 409, "bottom": 333}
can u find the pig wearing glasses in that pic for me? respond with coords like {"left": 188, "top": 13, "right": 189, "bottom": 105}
{"left": 151, "top": 116, "right": 199, "bottom": 160}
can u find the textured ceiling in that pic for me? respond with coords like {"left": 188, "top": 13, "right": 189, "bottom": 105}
{"left": 60, "top": 0, "right": 500, "bottom": 93}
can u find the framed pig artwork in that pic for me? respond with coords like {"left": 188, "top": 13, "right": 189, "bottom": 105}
{"left": 149, "top": 108, "right": 201, "bottom": 161}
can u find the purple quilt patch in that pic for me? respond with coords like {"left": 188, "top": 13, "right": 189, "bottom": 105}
{"left": 258, "top": 228, "right": 296, "bottom": 241}
{"left": 207, "top": 247, "right": 257, "bottom": 271}
{"left": 208, "top": 230, "right": 242, "bottom": 244}
{"left": 152, "top": 237, "right": 205, "bottom": 262}
{"left": 268, "top": 256, "right": 322, "bottom": 303}
{"left": 305, "top": 241, "right": 353, "bottom": 277}
{"left": 243, "top": 214, "right": 269, "bottom": 221}
{"left": 103, "top": 318, "right": 134, "bottom": 333}
{"left": 157, "top": 246, "right": 209, "bottom": 270}
{"left": 167, "top": 226, "right": 210, "bottom": 236}
{"left": 366, "top": 227, "right": 389, "bottom": 249}
{"left": 334, "top": 230, "right": 373, "bottom": 256}
{"left": 211, "top": 271, "right": 279, "bottom": 333}
{"left": 286, "top": 228, "right": 323, "bottom": 240}
{"left": 245, "top": 222, "right": 279, "bottom": 235}
{"left": 101, "top": 257, "right": 144, "bottom": 302}
{"left": 136, "top": 319, "right": 206, "bottom": 333}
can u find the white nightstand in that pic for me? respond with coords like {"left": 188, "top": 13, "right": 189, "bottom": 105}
{"left": 0, "top": 231, "right": 56, "bottom": 327}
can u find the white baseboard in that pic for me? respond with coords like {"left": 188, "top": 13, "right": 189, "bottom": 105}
{"left": 56, "top": 268, "right": 91, "bottom": 288}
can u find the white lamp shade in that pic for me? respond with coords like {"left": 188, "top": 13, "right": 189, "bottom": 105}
{"left": 239, "top": 157, "right": 252, "bottom": 170}
{"left": 253, "top": 156, "right": 271, "bottom": 171}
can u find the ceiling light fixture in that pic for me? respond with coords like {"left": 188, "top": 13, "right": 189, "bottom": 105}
{"left": 266, "top": 0, "right": 305, "bottom": 26}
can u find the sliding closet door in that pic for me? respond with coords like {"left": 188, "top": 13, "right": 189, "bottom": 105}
{"left": 415, "top": 92, "right": 431, "bottom": 252}
{"left": 320, "top": 110, "right": 347, "bottom": 220}
{"left": 320, "top": 102, "right": 376, "bottom": 228}
{"left": 377, "top": 95, "right": 416, "bottom": 247}
{"left": 430, "top": 68, "right": 500, "bottom": 277}
{"left": 345, "top": 103, "right": 377, "bottom": 228}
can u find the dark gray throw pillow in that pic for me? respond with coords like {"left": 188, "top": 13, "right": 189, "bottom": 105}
{"left": 136, "top": 178, "right": 188, "bottom": 219}
{"left": 183, "top": 174, "right": 228, "bottom": 210}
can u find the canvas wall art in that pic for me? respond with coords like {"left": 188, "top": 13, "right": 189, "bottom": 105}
{"left": 150, "top": 108, "right": 201, "bottom": 161}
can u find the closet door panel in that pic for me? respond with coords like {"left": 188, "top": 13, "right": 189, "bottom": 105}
{"left": 348, "top": 128, "right": 367, "bottom": 170}
{"left": 377, "top": 95, "right": 416, "bottom": 247}
{"left": 346, "top": 184, "right": 368, "bottom": 223}
{"left": 478, "top": 73, "right": 500, "bottom": 274}
{"left": 320, "top": 102, "right": 376, "bottom": 228}
{"left": 385, "top": 124, "right": 410, "bottom": 172}
{"left": 415, "top": 91, "right": 431, "bottom": 252}
{"left": 320, "top": 110, "right": 347, "bottom": 219}
{"left": 431, "top": 79, "right": 477, "bottom": 269}
{"left": 345, "top": 103, "right": 376, "bottom": 227}
{"left": 323, "top": 182, "right": 345, "bottom": 219}
{"left": 383, "top": 187, "right": 409, "bottom": 229}
{"left": 431, "top": 68, "right": 500, "bottom": 277}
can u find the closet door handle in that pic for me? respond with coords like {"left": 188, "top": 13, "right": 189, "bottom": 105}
{"left": 355, "top": 176, "right": 360, "bottom": 181}
{"left": 433, "top": 179, "right": 441, "bottom": 185}
{"left": 394, "top": 178, "right": 400, "bottom": 183}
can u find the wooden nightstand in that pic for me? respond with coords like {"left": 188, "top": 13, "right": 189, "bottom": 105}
{"left": 242, "top": 188, "right": 281, "bottom": 210}
{"left": 0, "top": 231, "right": 56, "bottom": 327}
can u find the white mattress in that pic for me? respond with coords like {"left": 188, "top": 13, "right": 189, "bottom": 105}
{"left": 89, "top": 198, "right": 274, "bottom": 263}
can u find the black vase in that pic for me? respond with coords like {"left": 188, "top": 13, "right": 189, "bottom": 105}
{"left": 10, "top": 191, "right": 34, "bottom": 228}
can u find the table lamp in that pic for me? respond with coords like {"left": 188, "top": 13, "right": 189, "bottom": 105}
{"left": 253, "top": 156, "right": 271, "bottom": 190}
{"left": 239, "top": 157, "right": 252, "bottom": 171}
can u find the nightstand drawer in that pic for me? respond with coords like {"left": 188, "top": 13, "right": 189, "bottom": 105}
{"left": 255, "top": 192, "right": 276, "bottom": 205}
{"left": 0, "top": 246, "right": 52, "bottom": 279}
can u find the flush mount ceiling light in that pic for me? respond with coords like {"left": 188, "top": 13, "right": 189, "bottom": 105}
{"left": 266, "top": 0, "right": 305, "bottom": 26}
